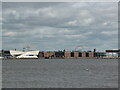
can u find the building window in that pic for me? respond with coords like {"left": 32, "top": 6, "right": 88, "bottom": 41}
{"left": 86, "top": 53, "right": 89, "bottom": 57}
{"left": 94, "top": 53, "right": 97, "bottom": 57}
{"left": 71, "top": 52, "right": 74, "bottom": 57}
{"left": 78, "top": 52, "right": 82, "bottom": 57}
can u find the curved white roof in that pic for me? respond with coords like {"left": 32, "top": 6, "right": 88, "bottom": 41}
{"left": 10, "top": 50, "right": 39, "bottom": 58}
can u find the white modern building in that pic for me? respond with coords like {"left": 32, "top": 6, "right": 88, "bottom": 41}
{"left": 105, "top": 49, "right": 119, "bottom": 58}
{"left": 10, "top": 50, "right": 39, "bottom": 59}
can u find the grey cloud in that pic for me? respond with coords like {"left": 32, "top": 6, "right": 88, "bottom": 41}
{"left": 2, "top": 2, "right": 118, "bottom": 51}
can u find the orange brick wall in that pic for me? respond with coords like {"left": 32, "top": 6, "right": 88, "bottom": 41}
{"left": 82, "top": 52, "right": 86, "bottom": 57}
{"left": 44, "top": 52, "right": 49, "bottom": 57}
{"left": 44, "top": 51, "right": 95, "bottom": 58}
{"left": 65, "top": 52, "right": 71, "bottom": 57}
{"left": 89, "top": 52, "right": 94, "bottom": 57}
{"left": 74, "top": 52, "right": 78, "bottom": 57}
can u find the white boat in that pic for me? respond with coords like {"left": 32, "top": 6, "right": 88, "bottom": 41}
{"left": 10, "top": 50, "right": 39, "bottom": 59}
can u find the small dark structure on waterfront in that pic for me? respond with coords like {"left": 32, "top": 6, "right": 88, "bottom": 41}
{"left": 55, "top": 51, "right": 64, "bottom": 58}
{"left": 1, "top": 50, "right": 12, "bottom": 58}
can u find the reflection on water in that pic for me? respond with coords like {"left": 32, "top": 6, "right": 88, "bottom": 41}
{"left": 2, "top": 59, "right": 118, "bottom": 88}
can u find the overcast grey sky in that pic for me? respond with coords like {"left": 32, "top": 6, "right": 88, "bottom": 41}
{"left": 2, "top": 2, "right": 118, "bottom": 51}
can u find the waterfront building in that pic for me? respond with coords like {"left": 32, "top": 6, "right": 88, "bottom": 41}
{"left": 105, "top": 49, "right": 119, "bottom": 58}
{"left": 1, "top": 50, "right": 12, "bottom": 58}
{"left": 94, "top": 52, "right": 106, "bottom": 58}
{"left": 1, "top": 49, "right": 119, "bottom": 59}
{"left": 44, "top": 51, "right": 55, "bottom": 59}
{"left": 38, "top": 52, "right": 44, "bottom": 58}
{"left": 64, "top": 51, "right": 71, "bottom": 58}
{"left": 10, "top": 50, "right": 39, "bottom": 59}
{"left": 55, "top": 51, "right": 64, "bottom": 58}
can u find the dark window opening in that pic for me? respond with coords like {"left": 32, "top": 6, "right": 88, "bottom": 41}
{"left": 71, "top": 52, "right": 74, "bottom": 57}
{"left": 94, "top": 53, "right": 97, "bottom": 57}
{"left": 55, "top": 51, "right": 64, "bottom": 57}
{"left": 86, "top": 53, "right": 89, "bottom": 57}
{"left": 29, "top": 55, "right": 34, "bottom": 56}
{"left": 78, "top": 52, "right": 82, "bottom": 57}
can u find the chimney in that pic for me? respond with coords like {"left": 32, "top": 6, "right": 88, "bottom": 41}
{"left": 94, "top": 48, "right": 96, "bottom": 52}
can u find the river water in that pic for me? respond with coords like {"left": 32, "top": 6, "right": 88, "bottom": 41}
{"left": 2, "top": 59, "right": 118, "bottom": 88}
